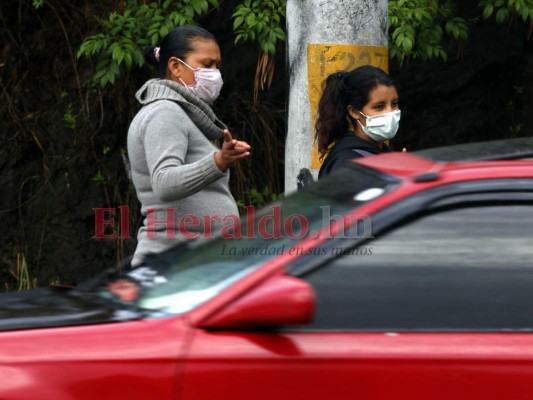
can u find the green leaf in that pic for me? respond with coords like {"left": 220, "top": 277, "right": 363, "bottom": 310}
{"left": 32, "top": 0, "right": 44, "bottom": 9}
{"left": 266, "top": 41, "right": 276, "bottom": 54}
{"left": 110, "top": 61, "right": 119, "bottom": 75}
{"left": 483, "top": 4, "right": 494, "bottom": 19}
{"left": 521, "top": 7, "right": 530, "bottom": 21}
{"left": 134, "top": 49, "right": 145, "bottom": 67}
{"left": 453, "top": 26, "right": 459, "bottom": 38}
{"left": 100, "top": 74, "right": 109, "bottom": 88}
{"left": 112, "top": 45, "right": 124, "bottom": 64}
{"left": 109, "top": 42, "right": 118, "bottom": 55}
{"left": 402, "top": 37, "right": 413, "bottom": 53}
{"left": 234, "top": 16, "right": 244, "bottom": 29}
{"left": 124, "top": 53, "right": 132, "bottom": 69}
{"left": 496, "top": 8, "right": 509, "bottom": 24}
{"left": 392, "top": 27, "right": 403, "bottom": 40}
{"left": 108, "top": 70, "right": 116, "bottom": 85}
{"left": 76, "top": 45, "right": 88, "bottom": 59}
{"left": 192, "top": 0, "right": 203, "bottom": 15}
{"left": 110, "top": 26, "right": 121, "bottom": 36}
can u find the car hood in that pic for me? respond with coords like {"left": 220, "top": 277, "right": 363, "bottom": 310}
{"left": 0, "top": 287, "right": 142, "bottom": 332}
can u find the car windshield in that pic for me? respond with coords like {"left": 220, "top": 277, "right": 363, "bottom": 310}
{"left": 125, "top": 163, "right": 400, "bottom": 315}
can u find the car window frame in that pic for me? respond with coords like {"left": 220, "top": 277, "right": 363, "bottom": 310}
{"left": 282, "top": 178, "right": 533, "bottom": 332}
{"left": 287, "top": 178, "right": 533, "bottom": 278}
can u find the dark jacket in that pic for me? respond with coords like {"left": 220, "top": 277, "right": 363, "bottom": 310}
{"left": 318, "top": 133, "right": 393, "bottom": 179}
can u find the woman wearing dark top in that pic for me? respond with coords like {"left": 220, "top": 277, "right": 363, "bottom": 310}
{"left": 315, "top": 65, "right": 401, "bottom": 179}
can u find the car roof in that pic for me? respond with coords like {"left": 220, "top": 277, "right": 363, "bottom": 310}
{"left": 413, "top": 137, "right": 533, "bottom": 162}
{"left": 353, "top": 137, "right": 533, "bottom": 180}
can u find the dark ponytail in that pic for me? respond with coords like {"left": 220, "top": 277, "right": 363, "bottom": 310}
{"left": 315, "top": 71, "right": 349, "bottom": 159}
{"left": 144, "top": 25, "right": 216, "bottom": 77}
{"left": 314, "top": 65, "right": 396, "bottom": 159}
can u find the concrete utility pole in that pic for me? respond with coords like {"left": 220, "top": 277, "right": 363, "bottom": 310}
{"left": 285, "top": 0, "right": 389, "bottom": 194}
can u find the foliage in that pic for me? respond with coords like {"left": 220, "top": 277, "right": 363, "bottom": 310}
{"left": 232, "top": 0, "right": 286, "bottom": 55}
{"left": 231, "top": 0, "right": 286, "bottom": 99}
{"left": 2, "top": 1, "right": 143, "bottom": 288}
{"left": 75, "top": 0, "right": 287, "bottom": 94}
{"left": 9, "top": 254, "right": 37, "bottom": 291}
{"left": 71, "top": 0, "right": 533, "bottom": 88}
{"left": 479, "top": 0, "right": 533, "bottom": 38}
{"left": 237, "top": 187, "right": 284, "bottom": 209}
{"left": 63, "top": 104, "right": 77, "bottom": 129}
{"left": 76, "top": 0, "right": 220, "bottom": 87}
{"left": 388, "top": 0, "right": 469, "bottom": 65}
{"left": 74, "top": 0, "right": 533, "bottom": 88}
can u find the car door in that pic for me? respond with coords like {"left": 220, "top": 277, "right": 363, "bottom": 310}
{"left": 182, "top": 181, "right": 533, "bottom": 400}
{"left": 0, "top": 315, "right": 191, "bottom": 400}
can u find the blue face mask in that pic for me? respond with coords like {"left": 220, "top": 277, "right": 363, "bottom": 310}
{"left": 178, "top": 59, "right": 223, "bottom": 104}
{"left": 357, "top": 110, "right": 401, "bottom": 142}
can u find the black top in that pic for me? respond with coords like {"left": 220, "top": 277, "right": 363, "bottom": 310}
{"left": 319, "top": 133, "right": 393, "bottom": 179}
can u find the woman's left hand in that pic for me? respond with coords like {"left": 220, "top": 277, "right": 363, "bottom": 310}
{"left": 214, "top": 130, "right": 251, "bottom": 172}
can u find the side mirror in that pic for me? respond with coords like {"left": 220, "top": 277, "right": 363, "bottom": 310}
{"left": 201, "top": 275, "right": 315, "bottom": 330}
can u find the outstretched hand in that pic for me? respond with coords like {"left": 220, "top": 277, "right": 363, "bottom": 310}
{"left": 214, "top": 130, "right": 251, "bottom": 172}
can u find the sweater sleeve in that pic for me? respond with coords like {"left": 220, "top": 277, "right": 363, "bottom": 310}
{"left": 141, "top": 101, "right": 227, "bottom": 202}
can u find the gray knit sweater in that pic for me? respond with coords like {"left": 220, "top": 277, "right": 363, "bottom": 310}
{"left": 127, "top": 79, "right": 238, "bottom": 267}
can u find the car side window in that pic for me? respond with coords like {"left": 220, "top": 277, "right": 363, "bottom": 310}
{"left": 295, "top": 204, "right": 533, "bottom": 332}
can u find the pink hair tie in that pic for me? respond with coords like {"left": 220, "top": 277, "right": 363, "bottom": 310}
{"left": 154, "top": 47, "right": 161, "bottom": 62}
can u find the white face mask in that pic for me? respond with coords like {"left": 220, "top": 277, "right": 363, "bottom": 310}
{"left": 178, "top": 59, "right": 223, "bottom": 104}
{"left": 357, "top": 109, "right": 401, "bottom": 142}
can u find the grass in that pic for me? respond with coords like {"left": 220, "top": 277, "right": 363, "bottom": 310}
{"left": 9, "top": 253, "right": 38, "bottom": 291}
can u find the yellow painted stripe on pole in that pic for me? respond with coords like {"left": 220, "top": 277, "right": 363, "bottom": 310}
{"left": 307, "top": 44, "right": 389, "bottom": 169}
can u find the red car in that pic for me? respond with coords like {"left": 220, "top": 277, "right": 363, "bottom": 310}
{"left": 2, "top": 137, "right": 533, "bottom": 399}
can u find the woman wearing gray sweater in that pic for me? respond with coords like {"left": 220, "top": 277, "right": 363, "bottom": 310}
{"left": 127, "top": 26, "right": 250, "bottom": 267}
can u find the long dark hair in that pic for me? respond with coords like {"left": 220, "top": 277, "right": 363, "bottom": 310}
{"left": 314, "top": 65, "right": 396, "bottom": 158}
{"left": 144, "top": 25, "right": 216, "bottom": 77}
